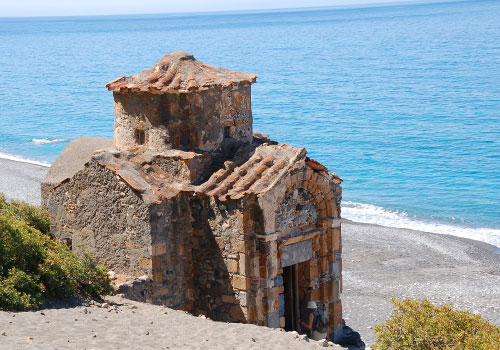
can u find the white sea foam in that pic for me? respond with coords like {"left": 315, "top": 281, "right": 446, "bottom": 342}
{"left": 31, "top": 138, "right": 68, "bottom": 144}
{"left": 342, "top": 201, "right": 500, "bottom": 248}
{"left": 0, "top": 152, "right": 51, "bottom": 167}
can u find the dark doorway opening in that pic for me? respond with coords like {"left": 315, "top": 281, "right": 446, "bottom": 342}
{"left": 283, "top": 264, "right": 300, "bottom": 332}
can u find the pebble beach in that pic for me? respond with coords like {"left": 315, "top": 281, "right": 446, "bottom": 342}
{"left": 1, "top": 157, "right": 500, "bottom": 348}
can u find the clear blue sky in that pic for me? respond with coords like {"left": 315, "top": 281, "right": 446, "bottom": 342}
{"left": 2, "top": 0, "right": 432, "bottom": 17}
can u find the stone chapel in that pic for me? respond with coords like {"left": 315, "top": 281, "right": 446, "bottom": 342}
{"left": 41, "top": 51, "right": 343, "bottom": 337}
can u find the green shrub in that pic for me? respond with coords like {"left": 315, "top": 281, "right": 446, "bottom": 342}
{"left": 0, "top": 193, "right": 50, "bottom": 235}
{"left": 372, "top": 299, "right": 500, "bottom": 350}
{"left": 0, "top": 197, "right": 114, "bottom": 311}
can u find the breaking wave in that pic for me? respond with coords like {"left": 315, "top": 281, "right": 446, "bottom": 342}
{"left": 31, "top": 138, "right": 68, "bottom": 144}
{"left": 342, "top": 201, "right": 500, "bottom": 248}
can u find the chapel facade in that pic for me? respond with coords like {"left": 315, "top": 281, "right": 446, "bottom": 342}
{"left": 41, "top": 51, "right": 343, "bottom": 337}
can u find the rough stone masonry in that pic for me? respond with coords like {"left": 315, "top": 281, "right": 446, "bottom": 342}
{"left": 41, "top": 51, "right": 344, "bottom": 338}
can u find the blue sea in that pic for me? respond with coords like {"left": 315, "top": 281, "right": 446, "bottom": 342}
{"left": 1, "top": 0, "right": 499, "bottom": 246}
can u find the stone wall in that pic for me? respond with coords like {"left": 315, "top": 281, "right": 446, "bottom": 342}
{"left": 41, "top": 160, "right": 152, "bottom": 278}
{"left": 41, "top": 138, "right": 343, "bottom": 339}
{"left": 113, "top": 85, "right": 253, "bottom": 152}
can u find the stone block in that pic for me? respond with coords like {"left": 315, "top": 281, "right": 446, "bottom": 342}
{"left": 232, "top": 274, "right": 249, "bottom": 290}
{"left": 306, "top": 264, "right": 319, "bottom": 280}
{"left": 227, "top": 258, "right": 239, "bottom": 274}
{"left": 152, "top": 270, "right": 162, "bottom": 282}
{"left": 152, "top": 256, "right": 161, "bottom": 269}
{"left": 267, "top": 311, "right": 280, "bottom": 328}
{"left": 319, "top": 256, "right": 328, "bottom": 273}
{"left": 319, "top": 234, "right": 328, "bottom": 256}
{"left": 249, "top": 256, "right": 260, "bottom": 277}
{"left": 280, "top": 239, "right": 313, "bottom": 268}
{"left": 328, "top": 280, "right": 339, "bottom": 301}
{"left": 151, "top": 242, "right": 166, "bottom": 256}
{"left": 273, "top": 274, "right": 284, "bottom": 287}
{"left": 330, "top": 261, "right": 341, "bottom": 280}
{"left": 239, "top": 253, "right": 247, "bottom": 275}
{"left": 320, "top": 283, "right": 329, "bottom": 303}
{"left": 313, "top": 235, "right": 320, "bottom": 252}
{"left": 332, "top": 300, "right": 342, "bottom": 314}
{"left": 265, "top": 287, "right": 281, "bottom": 299}
{"left": 152, "top": 286, "right": 169, "bottom": 297}
{"left": 248, "top": 306, "right": 257, "bottom": 321}
{"left": 310, "top": 288, "right": 320, "bottom": 301}
{"left": 332, "top": 228, "right": 341, "bottom": 251}
{"left": 267, "top": 297, "right": 280, "bottom": 313}
{"left": 238, "top": 291, "right": 248, "bottom": 307}
{"left": 278, "top": 294, "right": 285, "bottom": 317}
{"left": 232, "top": 240, "right": 245, "bottom": 252}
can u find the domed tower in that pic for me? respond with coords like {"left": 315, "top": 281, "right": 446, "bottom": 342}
{"left": 106, "top": 51, "right": 257, "bottom": 152}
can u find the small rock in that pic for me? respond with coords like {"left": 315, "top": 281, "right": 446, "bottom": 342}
{"left": 2, "top": 331, "right": 7, "bottom": 336}
{"left": 150, "top": 321, "right": 154, "bottom": 324}
{"left": 83, "top": 308, "right": 88, "bottom": 314}
{"left": 251, "top": 338, "right": 256, "bottom": 342}
{"left": 27, "top": 336, "right": 33, "bottom": 344}
{"left": 299, "top": 334, "right": 309, "bottom": 342}
{"left": 130, "top": 305, "right": 138, "bottom": 309}
{"left": 321, "top": 339, "right": 329, "bottom": 347}
{"left": 93, "top": 334, "right": 97, "bottom": 338}
{"left": 101, "top": 303, "right": 109, "bottom": 309}
{"left": 145, "top": 331, "right": 150, "bottom": 335}
{"left": 40, "top": 312, "right": 45, "bottom": 316}
{"left": 108, "top": 270, "right": 116, "bottom": 280}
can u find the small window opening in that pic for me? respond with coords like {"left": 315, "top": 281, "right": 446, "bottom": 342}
{"left": 135, "top": 128, "right": 145, "bottom": 145}
{"left": 180, "top": 129, "right": 190, "bottom": 149}
{"left": 224, "top": 126, "right": 232, "bottom": 138}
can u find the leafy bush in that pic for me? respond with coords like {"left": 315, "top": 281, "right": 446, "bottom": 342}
{"left": 372, "top": 299, "right": 500, "bottom": 350}
{"left": 0, "top": 196, "right": 114, "bottom": 310}
{"left": 0, "top": 193, "right": 50, "bottom": 235}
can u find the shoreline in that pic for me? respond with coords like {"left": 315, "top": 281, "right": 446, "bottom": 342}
{"left": 3, "top": 155, "right": 500, "bottom": 249}
{"left": 1, "top": 156, "right": 500, "bottom": 346}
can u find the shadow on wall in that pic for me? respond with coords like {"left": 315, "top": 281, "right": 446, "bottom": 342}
{"left": 190, "top": 196, "right": 245, "bottom": 321}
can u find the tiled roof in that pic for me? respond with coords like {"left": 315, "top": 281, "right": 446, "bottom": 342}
{"left": 93, "top": 149, "right": 200, "bottom": 204}
{"left": 106, "top": 51, "right": 258, "bottom": 94}
{"left": 195, "top": 144, "right": 306, "bottom": 201}
{"left": 93, "top": 143, "right": 339, "bottom": 204}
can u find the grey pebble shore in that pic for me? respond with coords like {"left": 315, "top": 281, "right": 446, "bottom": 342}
{"left": 1, "top": 157, "right": 500, "bottom": 347}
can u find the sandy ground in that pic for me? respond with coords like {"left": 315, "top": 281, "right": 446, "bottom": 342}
{"left": 0, "top": 296, "right": 341, "bottom": 350}
{"left": 1, "top": 158, "right": 500, "bottom": 348}
{"left": 341, "top": 220, "right": 500, "bottom": 345}
{"left": 0, "top": 158, "right": 48, "bottom": 205}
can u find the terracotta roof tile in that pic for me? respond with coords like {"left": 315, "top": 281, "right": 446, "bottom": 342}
{"left": 197, "top": 144, "right": 307, "bottom": 201}
{"left": 106, "top": 51, "right": 257, "bottom": 94}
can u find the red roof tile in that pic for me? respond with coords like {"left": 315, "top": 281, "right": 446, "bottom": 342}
{"left": 106, "top": 51, "right": 258, "bottom": 94}
{"left": 198, "top": 144, "right": 307, "bottom": 201}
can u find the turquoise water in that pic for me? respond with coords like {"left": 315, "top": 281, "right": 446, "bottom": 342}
{"left": 1, "top": 0, "right": 500, "bottom": 245}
